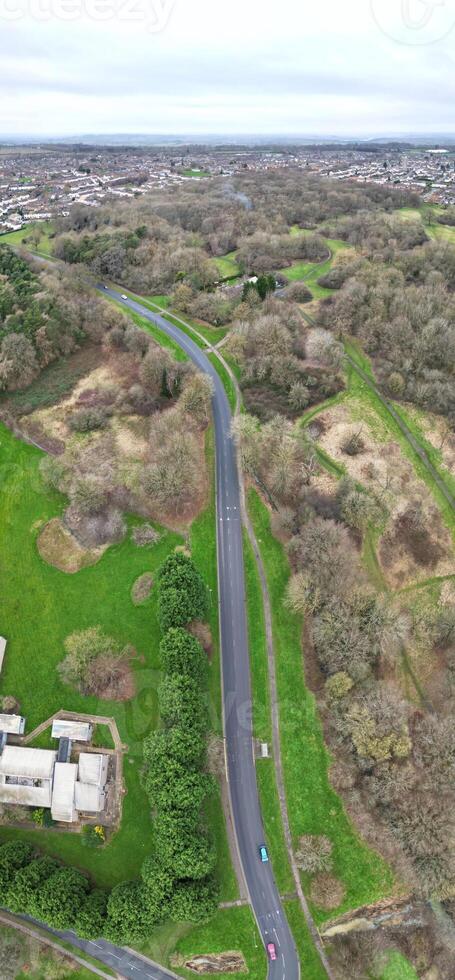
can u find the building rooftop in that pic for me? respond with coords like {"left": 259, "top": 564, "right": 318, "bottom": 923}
{"left": 75, "top": 781, "right": 104, "bottom": 813}
{"left": 51, "top": 763, "right": 78, "bottom": 823}
{"left": 78, "top": 752, "right": 107, "bottom": 786}
{"left": 51, "top": 720, "right": 93, "bottom": 742}
{"left": 0, "top": 746, "right": 56, "bottom": 779}
{"left": 0, "top": 714, "right": 25, "bottom": 735}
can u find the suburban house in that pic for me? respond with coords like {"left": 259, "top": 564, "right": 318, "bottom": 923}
{"left": 0, "top": 741, "right": 108, "bottom": 824}
{"left": 51, "top": 752, "right": 108, "bottom": 823}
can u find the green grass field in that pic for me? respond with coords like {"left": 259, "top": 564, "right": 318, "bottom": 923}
{"left": 379, "top": 950, "right": 419, "bottom": 980}
{"left": 278, "top": 236, "right": 350, "bottom": 298}
{"left": 0, "top": 419, "right": 236, "bottom": 903}
{"left": 181, "top": 169, "right": 210, "bottom": 178}
{"left": 247, "top": 489, "right": 395, "bottom": 923}
{"left": 0, "top": 221, "right": 54, "bottom": 257}
{"left": 146, "top": 906, "right": 267, "bottom": 980}
{"left": 211, "top": 251, "right": 241, "bottom": 279}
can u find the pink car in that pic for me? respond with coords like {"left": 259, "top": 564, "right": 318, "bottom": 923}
{"left": 267, "top": 943, "right": 277, "bottom": 962}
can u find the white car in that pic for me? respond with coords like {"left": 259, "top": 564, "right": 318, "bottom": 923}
{"left": 121, "top": 294, "right": 128, "bottom": 300}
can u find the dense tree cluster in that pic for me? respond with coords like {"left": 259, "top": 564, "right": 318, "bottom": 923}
{"left": 0, "top": 247, "right": 80, "bottom": 391}
{"left": 285, "top": 510, "right": 455, "bottom": 898}
{"left": 50, "top": 171, "right": 413, "bottom": 296}
{"left": 227, "top": 299, "right": 344, "bottom": 420}
{"left": 322, "top": 256, "right": 455, "bottom": 421}
{"left": 0, "top": 840, "right": 109, "bottom": 936}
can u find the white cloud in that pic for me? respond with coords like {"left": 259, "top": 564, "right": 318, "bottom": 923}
{"left": 0, "top": 0, "right": 454, "bottom": 135}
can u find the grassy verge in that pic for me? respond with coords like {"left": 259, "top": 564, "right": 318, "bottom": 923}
{"left": 116, "top": 303, "right": 188, "bottom": 362}
{"left": 284, "top": 900, "right": 329, "bottom": 980}
{"left": 247, "top": 488, "right": 395, "bottom": 923}
{"left": 170, "top": 906, "right": 266, "bottom": 980}
{"left": 243, "top": 530, "right": 295, "bottom": 894}
{"left": 136, "top": 908, "right": 266, "bottom": 980}
{"left": 256, "top": 761, "right": 293, "bottom": 895}
{"left": 138, "top": 294, "right": 227, "bottom": 346}
{"left": 208, "top": 353, "right": 237, "bottom": 414}
{"left": 190, "top": 428, "right": 221, "bottom": 731}
{"left": 243, "top": 531, "right": 270, "bottom": 742}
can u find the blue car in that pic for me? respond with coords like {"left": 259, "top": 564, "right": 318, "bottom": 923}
{"left": 259, "top": 845, "right": 269, "bottom": 863}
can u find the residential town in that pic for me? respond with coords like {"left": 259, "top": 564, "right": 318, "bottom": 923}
{"left": 2, "top": 140, "right": 455, "bottom": 233}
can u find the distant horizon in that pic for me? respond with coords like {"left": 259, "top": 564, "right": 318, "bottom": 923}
{"left": 1, "top": 132, "right": 455, "bottom": 147}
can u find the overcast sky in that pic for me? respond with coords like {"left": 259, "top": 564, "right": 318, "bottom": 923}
{"left": 1, "top": 0, "right": 455, "bottom": 137}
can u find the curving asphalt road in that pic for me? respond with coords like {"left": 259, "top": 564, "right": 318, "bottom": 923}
{"left": 100, "top": 287, "right": 300, "bottom": 980}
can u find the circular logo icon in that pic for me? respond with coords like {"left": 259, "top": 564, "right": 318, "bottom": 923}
{"left": 370, "top": 0, "right": 455, "bottom": 45}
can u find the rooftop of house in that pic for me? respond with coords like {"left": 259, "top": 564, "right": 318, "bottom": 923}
{"left": 51, "top": 719, "right": 93, "bottom": 742}
{"left": 0, "top": 714, "right": 25, "bottom": 735}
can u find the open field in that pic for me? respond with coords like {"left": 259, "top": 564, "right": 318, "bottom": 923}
{"left": 0, "top": 417, "right": 235, "bottom": 901}
{"left": 211, "top": 250, "right": 241, "bottom": 279}
{"left": 397, "top": 203, "right": 455, "bottom": 244}
{"left": 247, "top": 489, "right": 395, "bottom": 923}
{"left": 0, "top": 221, "right": 54, "bottom": 256}
{"left": 278, "top": 234, "right": 351, "bottom": 298}
{"left": 181, "top": 169, "right": 211, "bottom": 178}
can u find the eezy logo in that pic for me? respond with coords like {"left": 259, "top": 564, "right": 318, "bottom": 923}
{"left": 0, "top": 0, "right": 177, "bottom": 33}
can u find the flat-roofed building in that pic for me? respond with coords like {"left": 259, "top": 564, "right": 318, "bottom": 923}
{"left": 51, "top": 720, "right": 93, "bottom": 742}
{"left": 51, "top": 763, "right": 78, "bottom": 823}
{"left": 75, "top": 752, "right": 108, "bottom": 817}
{"left": 0, "top": 746, "right": 56, "bottom": 808}
{"left": 0, "top": 714, "right": 25, "bottom": 735}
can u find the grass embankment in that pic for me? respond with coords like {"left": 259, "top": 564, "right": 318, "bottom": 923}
{"left": 247, "top": 488, "right": 395, "bottom": 923}
{"left": 208, "top": 353, "right": 237, "bottom": 413}
{"left": 345, "top": 339, "right": 455, "bottom": 539}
